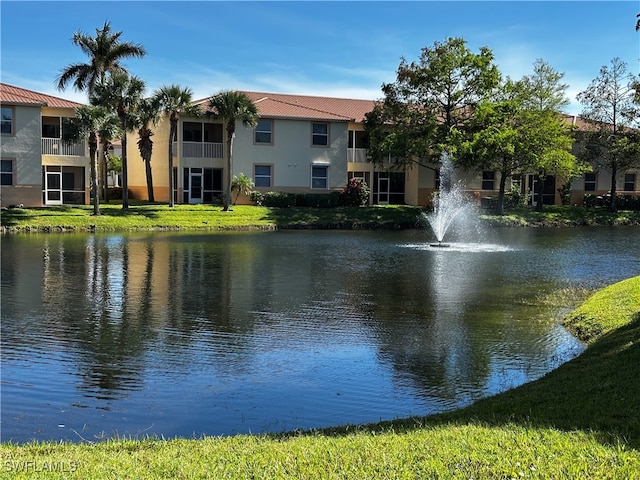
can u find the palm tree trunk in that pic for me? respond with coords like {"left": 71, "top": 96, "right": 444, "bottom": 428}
{"left": 89, "top": 133, "right": 100, "bottom": 215}
{"left": 101, "top": 151, "right": 109, "bottom": 202}
{"left": 223, "top": 131, "right": 234, "bottom": 211}
{"left": 168, "top": 122, "right": 176, "bottom": 207}
{"left": 223, "top": 124, "right": 234, "bottom": 211}
{"left": 145, "top": 159, "right": 154, "bottom": 202}
{"left": 121, "top": 131, "right": 129, "bottom": 209}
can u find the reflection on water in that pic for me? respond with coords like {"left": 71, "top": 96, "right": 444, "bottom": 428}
{"left": 1, "top": 227, "right": 638, "bottom": 442}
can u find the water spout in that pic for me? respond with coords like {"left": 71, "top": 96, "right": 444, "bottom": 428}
{"left": 425, "top": 152, "right": 475, "bottom": 245}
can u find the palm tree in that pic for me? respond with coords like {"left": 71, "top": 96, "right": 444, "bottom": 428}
{"left": 95, "top": 115, "right": 121, "bottom": 202}
{"left": 231, "top": 173, "right": 255, "bottom": 205}
{"left": 206, "top": 91, "right": 259, "bottom": 211}
{"left": 131, "top": 96, "right": 162, "bottom": 202}
{"left": 92, "top": 72, "right": 146, "bottom": 209}
{"left": 153, "top": 85, "right": 201, "bottom": 207}
{"left": 56, "top": 21, "right": 145, "bottom": 209}
{"left": 63, "top": 105, "right": 116, "bottom": 215}
{"left": 56, "top": 21, "right": 146, "bottom": 96}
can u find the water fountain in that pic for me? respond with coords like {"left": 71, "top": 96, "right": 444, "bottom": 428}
{"left": 425, "top": 152, "right": 476, "bottom": 248}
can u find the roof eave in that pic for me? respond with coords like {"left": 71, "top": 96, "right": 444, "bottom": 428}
{"left": 1, "top": 101, "right": 48, "bottom": 107}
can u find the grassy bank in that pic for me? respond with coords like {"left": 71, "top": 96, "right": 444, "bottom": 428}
{"left": 479, "top": 205, "right": 640, "bottom": 227}
{"left": 2, "top": 203, "right": 640, "bottom": 233}
{"left": 0, "top": 204, "right": 421, "bottom": 233}
{"left": 1, "top": 277, "right": 639, "bottom": 479}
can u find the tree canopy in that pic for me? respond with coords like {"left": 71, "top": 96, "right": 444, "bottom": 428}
{"left": 364, "top": 37, "right": 500, "bottom": 170}
{"left": 56, "top": 21, "right": 145, "bottom": 96}
{"left": 206, "top": 91, "right": 259, "bottom": 211}
{"left": 577, "top": 58, "right": 640, "bottom": 212}
{"left": 91, "top": 72, "right": 147, "bottom": 209}
{"left": 153, "top": 85, "right": 200, "bottom": 207}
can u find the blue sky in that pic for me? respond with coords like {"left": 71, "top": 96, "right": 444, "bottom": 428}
{"left": 1, "top": 1, "right": 638, "bottom": 114}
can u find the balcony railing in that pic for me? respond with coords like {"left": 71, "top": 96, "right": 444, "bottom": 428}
{"left": 41, "top": 138, "right": 86, "bottom": 156}
{"left": 347, "top": 148, "right": 368, "bottom": 163}
{"left": 180, "top": 141, "right": 223, "bottom": 158}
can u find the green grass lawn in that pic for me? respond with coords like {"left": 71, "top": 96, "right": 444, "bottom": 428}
{"left": 1, "top": 275, "right": 639, "bottom": 479}
{"left": 2, "top": 203, "right": 639, "bottom": 233}
{"left": 0, "top": 203, "right": 422, "bottom": 232}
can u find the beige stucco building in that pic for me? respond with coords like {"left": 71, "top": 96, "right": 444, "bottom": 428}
{"left": 2, "top": 84, "right": 638, "bottom": 209}
{"left": 1, "top": 83, "right": 89, "bottom": 207}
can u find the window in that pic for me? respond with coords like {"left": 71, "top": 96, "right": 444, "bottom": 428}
{"left": 511, "top": 174, "right": 522, "bottom": 191}
{"left": 182, "top": 167, "right": 223, "bottom": 203}
{"left": 312, "top": 123, "right": 329, "bottom": 146}
{"left": 373, "top": 171, "right": 405, "bottom": 204}
{"left": 311, "top": 166, "right": 328, "bottom": 189}
{"left": 254, "top": 119, "right": 273, "bottom": 144}
{"left": 254, "top": 165, "right": 272, "bottom": 188}
{"left": 348, "top": 171, "right": 370, "bottom": 188}
{"left": 1, "top": 159, "right": 14, "bottom": 185}
{"left": 183, "top": 122, "right": 202, "bottom": 142}
{"left": 182, "top": 122, "right": 223, "bottom": 158}
{"left": 624, "top": 173, "right": 636, "bottom": 192}
{"left": 348, "top": 130, "right": 368, "bottom": 149}
{"left": 482, "top": 171, "right": 495, "bottom": 190}
{"left": 1, "top": 107, "right": 13, "bottom": 135}
{"left": 42, "top": 116, "right": 61, "bottom": 138}
{"left": 584, "top": 172, "right": 597, "bottom": 192}
{"left": 204, "top": 123, "right": 223, "bottom": 143}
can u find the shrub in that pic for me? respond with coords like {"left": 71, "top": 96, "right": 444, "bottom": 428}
{"left": 261, "top": 192, "right": 296, "bottom": 207}
{"left": 583, "top": 194, "right": 640, "bottom": 210}
{"left": 250, "top": 190, "right": 264, "bottom": 206}
{"left": 557, "top": 183, "right": 572, "bottom": 205}
{"left": 611, "top": 194, "right": 640, "bottom": 211}
{"left": 107, "top": 187, "right": 133, "bottom": 200}
{"left": 295, "top": 192, "right": 342, "bottom": 207}
{"left": 258, "top": 191, "right": 344, "bottom": 208}
{"left": 341, "top": 178, "right": 370, "bottom": 206}
{"left": 504, "top": 185, "right": 530, "bottom": 208}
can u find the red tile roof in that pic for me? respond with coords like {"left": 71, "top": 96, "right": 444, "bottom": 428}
{"left": 189, "top": 90, "right": 604, "bottom": 132}
{"left": 0, "top": 83, "right": 83, "bottom": 108}
{"left": 561, "top": 113, "right": 602, "bottom": 132}
{"left": 195, "top": 91, "right": 377, "bottom": 123}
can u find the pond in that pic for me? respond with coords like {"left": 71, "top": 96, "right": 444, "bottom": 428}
{"left": 2, "top": 226, "right": 639, "bottom": 443}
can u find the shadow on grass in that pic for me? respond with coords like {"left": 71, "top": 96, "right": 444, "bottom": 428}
{"left": 483, "top": 206, "right": 640, "bottom": 226}
{"left": 93, "top": 206, "right": 163, "bottom": 220}
{"left": 303, "top": 313, "right": 640, "bottom": 450}
{"left": 262, "top": 205, "right": 424, "bottom": 229}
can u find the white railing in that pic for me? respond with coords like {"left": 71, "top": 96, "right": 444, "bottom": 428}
{"left": 181, "top": 141, "right": 223, "bottom": 158}
{"left": 347, "top": 148, "right": 368, "bottom": 163}
{"left": 41, "top": 138, "right": 86, "bottom": 156}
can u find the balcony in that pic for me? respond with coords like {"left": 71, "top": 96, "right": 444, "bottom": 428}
{"left": 41, "top": 138, "right": 86, "bottom": 157}
{"left": 180, "top": 141, "right": 223, "bottom": 158}
{"left": 347, "top": 148, "right": 368, "bottom": 163}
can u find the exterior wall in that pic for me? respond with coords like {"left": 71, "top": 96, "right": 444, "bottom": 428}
{"left": 1, "top": 105, "right": 43, "bottom": 207}
{"left": 127, "top": 116, "right": 173, "bottom": 201}
{"left": 416, "top": 163, "right": 437, "bottom": 207}
{"left": 127, "top": 116, "right": 226, "bottom": 203}
{"left": 128, "top": 116, "right": 353, "bottom": 205}
{"left": 234, "top": 118, "right": 349, "bottom": 193}
{"left": 41, "top": 106, "right": 90, "bottom": 205}
{"left": 403, "top": 163, "right": 420, "bottom": 206}
{"left": 122, "top": 99, "right": 638, "bottom": 209}
{"left": 570, "top": 167, "right": 640, "bottom": 205}
{"left": 1, "top": 104, "right": 92, "bottom": 207}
